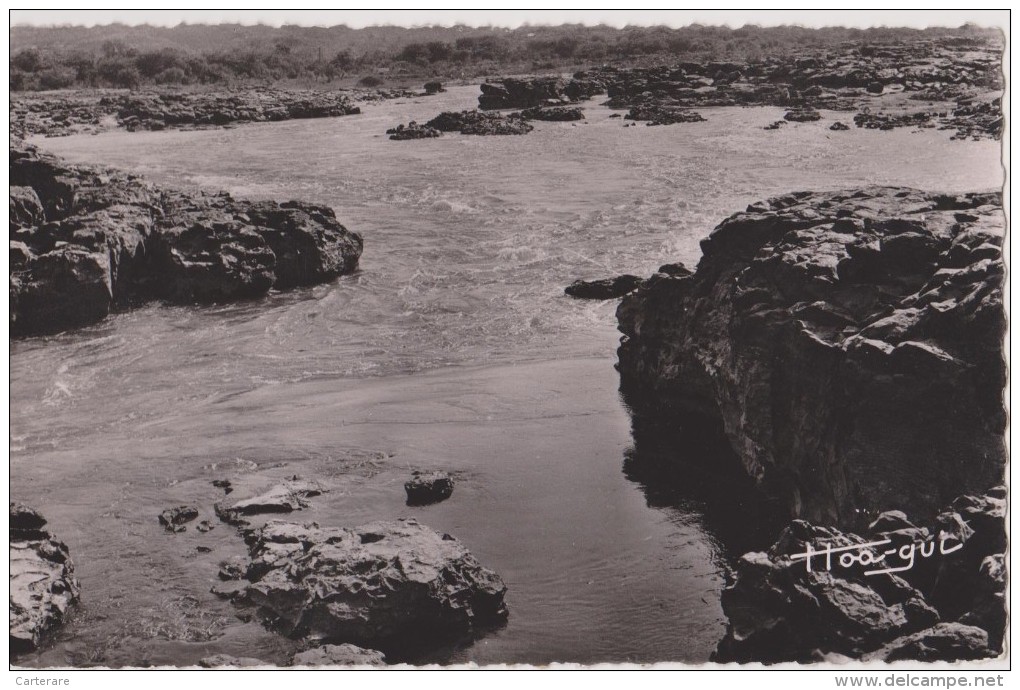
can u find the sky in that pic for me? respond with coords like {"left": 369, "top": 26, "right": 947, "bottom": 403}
{"left": 7, "top": 9, "right": 1011, "bottom": 30}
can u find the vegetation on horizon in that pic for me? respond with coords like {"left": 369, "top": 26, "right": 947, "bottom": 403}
{"left": 9, "top": 22, "right": 1002, "bottom": 91}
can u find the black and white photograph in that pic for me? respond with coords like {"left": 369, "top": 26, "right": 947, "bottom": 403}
{"left": 8, "top": 9, "right": 1008, "bottom": 675}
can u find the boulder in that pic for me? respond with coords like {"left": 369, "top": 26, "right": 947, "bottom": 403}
{"left": 10, "top": 186, "right": 44, "bottom": 230}
{"left": 291, "top": 644, "right": 386, "bottom": 666}
{"left": 784, "top": 108, "right": 822, "bottom": 122}
{"left": 566, "top": 275, "right": 644, "bottom": 300}
{"left": 10, "top": 504, "right": 80, "bottom": 654}
{"left": 424, "top": 81, "right": 445, "bottom": 94}
{"left": 158, "top": 505, "right": 200, "bottom": 532}
{"left": 830, "top": 121, "right": 851, "bottom": 130}
{"left": 242, "top": 518, "right": 508, "bottom": 648}
{"left": 867, "top": 623, "right": 991, "bottom": 662}
{"left": 405, "top": 471, "right": 455, "bottom": 505}
{"left": 241, "top": 200, "right": 363, "bottom": 289}
{"left": 714, "top": 520, "right": 939, "bottom": 663}
{"left": 478, "top": 77, "right": 569, "bottom": 110}
{"left": 617, "top": 188, "right": 1006, "bottom": 526}
{"left": 10, "top": 247, "right": 113, "bottom": 337}
{"left": 625, "top": 105, "right": 706, "bottom": 126}
{"left": 518, "top": 106, "right": 585, "bottom": 122}
{"left": 387, "top": 122, "right": 442, "bottom": 140}
{"left": 214, "top": 480, "right": 323, "bottom": 526}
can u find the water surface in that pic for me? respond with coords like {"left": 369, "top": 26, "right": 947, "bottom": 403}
{"left": 13, "top": 85, "right": 1001, "bottom": 666}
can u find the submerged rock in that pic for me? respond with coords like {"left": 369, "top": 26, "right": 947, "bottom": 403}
{"left": 291, "top": 644, "right": 387, "bottom": 666}
{"left": 566, "top": 275, "right": 644, "bottom": 300}
{"left": 10, "top": 503, "right": 80, "bottom": 654}
{"left": 617, "top": 187, "right": 1005, "bottom": 525}
{"left": 405, "top": 471, "right": 455, "bottom": 505}
{"left": 242, "top": 518, "right": 508, "bottom": 648}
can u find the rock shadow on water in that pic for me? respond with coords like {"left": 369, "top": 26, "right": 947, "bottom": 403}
{"left": 619, "top": 397, "right": 786, "bottom": 559}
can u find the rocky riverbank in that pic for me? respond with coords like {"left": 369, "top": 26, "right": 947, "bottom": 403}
{"left": 475, "top": 36, "right": 1003, "bottom": 139}
{"left": 616, "top": 187, "right": 1006, "bottom": 527}
{"left": 9, "top": 85, "right": 431, "bottom": 138}
{"left": 9, "top": 144, "right": 363, "bottom": 337}
{"left": 10, "top": 504, "right": 81, "bottom": 654}
{"left": 615, "top": 186, "right": 1006, "bottom": 662}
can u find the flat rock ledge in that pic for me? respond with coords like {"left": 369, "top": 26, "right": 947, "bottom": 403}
{"left": 10, "top": 503, "right": 81, "bottom": 655}
{"left": 10, "top": 144, "right": 363, "bottom": 337}
{"left": 617, "top": 186, "right": 1005, "bottom": 526}
{"left": 714, "top": 490, "right": 1005, "bottom": 663}
{"left": 240, "top": 518, "right": 508, "bottom": 649}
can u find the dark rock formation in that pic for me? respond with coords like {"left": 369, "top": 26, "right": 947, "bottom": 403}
{"left": 784, "top": 108, "right": 822, "bottom": 122}
{"left": 158, "top": 506, "right": 200, "bottom": 533}
{"left": 291, "top": 644, "right": 387, "bottom": 666}
{"left": 478, "top": 77, "right": 569, "bottom": 110}
{"left": 10, "top": 145, "right": 363, "bottom": 337}
{"left": 854, "top": 110, "right": 936, "bottom": 131}
{"left": 241, "top": 518, "right": 508, "bottom": 649}
{"left": 10, "top": 503, "right": 80, "bottom": 654}
{"left": 425, "top": 110, "right": 533, "bottom": 136}
{"left": 424, "top": 81, "right": 445, "bottom": 95}
{"left": 386, "top": 121, "right": 442, "bottom": 140}
{"left": 518, "top": 106, "right": 585, "bottom": 122}
{"left": 109, "top": 90, "right": 361, "bottom": 132}
{"left": 714, "top": 520, "right": 939, "bottom": 663}
{"left": 617, "top": 187, "right": 1005, "bottom": 526}
{"left": 566, "top": 275, "right": 644, "bottom": 300}
{"left": 764, "top": 120, "right": 787, "bottom": 131}
{"left": 716, "top": 490, "right": 1006, "bottom": 663}
{"left": 404, "top": 471, "right": 455, "bottom": 505}
{"left": 867, "top": 623, "right": 991, "bottom": 662}
{"left": 830, "top": 121, "right": 851, "bottom": 130}
{"left": 625, "top": 105, "right": 706, "bottom": 126}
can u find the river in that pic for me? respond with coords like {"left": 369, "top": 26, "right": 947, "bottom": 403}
{"left": 12, "top": 85, "right": 1001, "bottom": 666}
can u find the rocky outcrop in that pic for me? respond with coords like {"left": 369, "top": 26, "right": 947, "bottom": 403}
{"left": 214, "top": 480, "right": 323, "bottom": 526}
{"left": 617, "top": 187, "right": 1005, "bottom": 526}
{"left": 9, "top": 145, "right": 363, "bottom": 337}
{"left": 424, "top": 81, "right": 445, "bottom": 95}
{"left": 784, "top": 108, "right": 821, "bottom": 122}
{"left": 625, "top": 105, "right": 706, "bottom": 126}
{"left": 241, "top": 518, "right": 508, "bottom": 649}
{"left": 109, "top": 90, "right": 361, "bottom": 132}
{"left": 10, "top": 503, "right": 80, "bottom": 654}
{"left": 386, "top": 122, "right": 442, "bottom": 140}
{"left": 565, "top": 275, "right": 644, "bottom": 300}
{"left": 159, "top": 506, "right": 200, "bottom": 533}
{"left": 590, "top": 36, "right": 1002, "bottom": 140}
{"left": 291, "top": 644, "right": 386, "bottom": 666}
{"left": 715, "top": 490, "right": 1005, "bottom": 663}
{"left": 425, "top": 110, "right": 533, "bottom": 136}
{"left": 518, "top": 106, "right": 585, "bottom": 122}
{"left": 404, "top": 471, "right": 455, "bottom": 505}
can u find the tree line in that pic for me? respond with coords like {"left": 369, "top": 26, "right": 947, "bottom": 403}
{"left": 10, "top": 23, "right": 1001, "bottom": 91}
